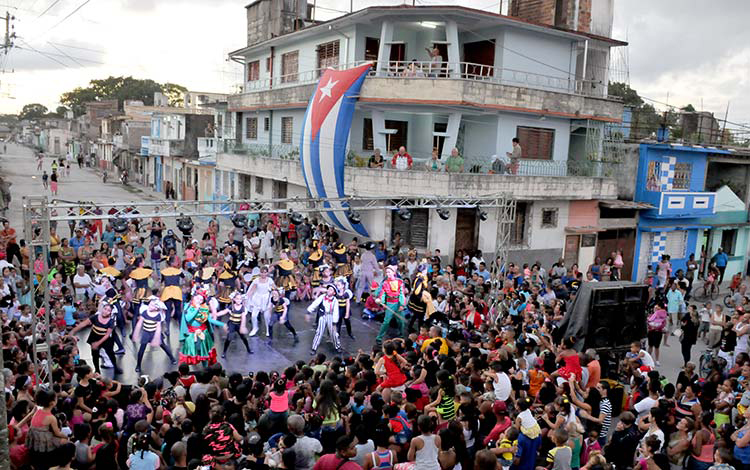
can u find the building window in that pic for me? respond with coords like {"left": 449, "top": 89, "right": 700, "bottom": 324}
{"left": 255, "top": 176, "right": 264, "bottom": 194}
{"left": 247, "top": 60, "right": 260, "bottom": 81}
{"left": 516, "top": 126, "right": 554, "bottom": 159}
{"left": 317, "top": 40, "right": 340, "bottom": 75}
{"left": 264, "top": 117, "right": 270, "bottom": 131}
{"left": 281, "top": 51, "right": 299, "bottom": 83}
{"left": 281, "top": 117, "right": 293, "bottom": 144}
{"left": 721, "top": 229, "right": 738, "bottom": 256}
{"left": 391, "top": 208, "right": 429, "bottom": 247}
{"left": 672, "top": 163, "right": 692, "bottom": 190}
{"left": 510, "top": 202, "right": 528, "bottom": 245}
{"left": 541, "top": 208, "right": 558, "bottom": 228}
{"left": 245, "top": 117, "right": 258, "bottom": 140}
{"left": 363, "top": 118, "right": 373, "bottom": 151}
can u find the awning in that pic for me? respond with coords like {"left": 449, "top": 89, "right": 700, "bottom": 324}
{"left": 709, "top": 222, "right": 750, "bottom": 229}
{"left": 600, "top": 200, "right": 654, "bottom": 210}
{"left": 565, "top": 225, "right": 604, "bottom": 234}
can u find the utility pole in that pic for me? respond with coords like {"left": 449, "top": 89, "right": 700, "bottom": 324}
{"left": 0, "top": 11, "right": 15, "bottom": 54}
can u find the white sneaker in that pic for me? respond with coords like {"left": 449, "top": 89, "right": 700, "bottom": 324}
{"left": 248, "top": 327, "right": 259, "bottom": 337}
{"left": 656, "top": 361, "right": 661, "bottom": 367}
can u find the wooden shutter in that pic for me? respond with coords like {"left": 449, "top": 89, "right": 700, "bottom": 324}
{"left": 245, "top": 117, "right": 257, "bottom": 139}
{"left": 281, "top": 51, "right": 299, "bottom": 83}
{"left": 516, "top": 126, "right": 554, "bottom": 159}
{"left": 391, "top": 208, "right": 429, "bottom": 247}
{"left": 247, "top": 61, "right": 260, "bottom": 81}
{"left": 281, "top": 117, "right": 293, "bottom": 144}
{"left": 317, "top": 40, "right": 340, "bottom": 74}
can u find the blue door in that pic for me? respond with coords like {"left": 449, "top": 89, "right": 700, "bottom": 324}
{"left": 155, "top": 156, "right": 162, "bottom": 193}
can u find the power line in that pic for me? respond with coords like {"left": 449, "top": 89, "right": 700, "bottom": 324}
{"left": 47, "top": 40, "right": 81, "bottom": 65}
{"left": 48, "top": 40, "right": 103, "bottom": 53}
{"left": 17, "top": 39, "right": 68, "bottom": 67}
{"left": 36, "top": 0, "right": 61, "bottom": 18}
{"left": 15, "top": 42, "right": 101, "bottom": 64}
{"left": 43, "top": 0, "right": 92, "bottom": 33}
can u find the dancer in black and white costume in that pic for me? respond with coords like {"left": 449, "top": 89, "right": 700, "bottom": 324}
{"left": 245, "top": 265, "right": 276, "bottom": 337}
{"left": 133, "top": 296, "right": 177, "bottom": 373}
{"left": 334, "top": 276, "right": 355, "bottom": 340}
{"left": 307, "top": 284, "right": 341, "bottom": 355}
{"left": 268, "top": 288, "right": 299, "bottom": 345}
{"left": 218, "top": 290, "right": 253, "bottom": 358}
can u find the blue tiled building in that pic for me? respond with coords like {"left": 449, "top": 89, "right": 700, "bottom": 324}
{"left": 632, "top": 143, "right": 731, "bottom": 281}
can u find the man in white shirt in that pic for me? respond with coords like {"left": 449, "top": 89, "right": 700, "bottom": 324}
{"left": 258, "top": 223, "right": 275, "bottom": 263}
{"left": 72, "top": 265, "right": 93, "bottom": 301}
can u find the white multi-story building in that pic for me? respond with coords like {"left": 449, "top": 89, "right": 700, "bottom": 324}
{"left": 216, "top": 0, "right": 628, "bottom": 267}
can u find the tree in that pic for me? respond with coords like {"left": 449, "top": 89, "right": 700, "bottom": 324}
{"left": 19, "top": 103, "right": 48, "bottom": 120}
{"left": 681, "top": 104, "right": 696, "bottom": 113}
{"left": 162, "top": 83, "right": 188, "bottom": 107}
{"left": 608, "top": 82, "right": 643, "bottom": 108}
{"left": 56, "top": 106, "right": 69, "bottom": 117}
{"left": 60, "top": 76, "right": 188, "bottom": 116}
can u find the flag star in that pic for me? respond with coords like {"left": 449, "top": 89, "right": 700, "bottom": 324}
{"left": 318, "top": 77, "right": 339, "bottom": 102}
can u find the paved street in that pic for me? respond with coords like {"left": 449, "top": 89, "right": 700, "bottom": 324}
{"left": 0, "top": 142, "right": 711, "bottom": 383}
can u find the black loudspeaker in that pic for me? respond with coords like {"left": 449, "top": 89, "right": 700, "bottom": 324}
{"left": 585, "top": 284, "right": 648, "bottom": 349}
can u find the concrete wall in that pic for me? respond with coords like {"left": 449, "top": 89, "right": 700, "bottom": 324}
{"left": 501, "top": 28, "right": 575, "bottom": 81}
{"left": 527, "top": 200, "right": 569, "bottom": 255}
{"left": 229, "top": 78, "right": 624, "bottom": 122}
{"left": 216, "top": 152, "right": 619, "bottom": 200}
{"left": 613, "top": 142, "right": 639, "bottom": 200}
{"left": 706, "top": 161, "right": 749, "bottom": 204}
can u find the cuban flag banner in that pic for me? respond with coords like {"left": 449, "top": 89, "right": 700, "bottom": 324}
{"left": 300, "top": 63, "right": 371, "bottom": 237}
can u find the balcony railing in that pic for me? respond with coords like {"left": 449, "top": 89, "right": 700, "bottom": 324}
{"left": 220, "top": 140, "right": 618, "bottom": 178}
{"left": 243, "top": 61, "right": 603, "bottom": 97}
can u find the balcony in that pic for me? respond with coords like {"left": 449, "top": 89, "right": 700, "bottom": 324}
{"left": 148, "top": 139, "right": 185, "bottom": 157}
{"left": 640, "top": 191, "right": 717, "bottom": 219}
{"left": 216, "top": 142, "right": 618, "bottom": 201}
{"left": 112, "top": 134, "right": 124, "bottom": 149}
{"left": 230, "top": 62, "right": 622, "bottom": 121}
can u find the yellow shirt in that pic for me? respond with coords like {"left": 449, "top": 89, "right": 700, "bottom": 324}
{"left": 498, "top": 438, "right": 517, "bottom": 461}
{"left": 421, "top": 336, "right": 449, "bottom": 355}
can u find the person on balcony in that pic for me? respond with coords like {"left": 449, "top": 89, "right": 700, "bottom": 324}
{"left": 391, "top": 146, "right": 412, "bottom": 171}
{"left": 368, "top": 148, "right": 385, "bottom": 169}
{"left": 403, "top": 59, "right": 424, "bottom": 78}
{"left": 506, "top": 137, "right": 522, "bottom": 175}
{"left": 425, "top": 46, "right": 443, "bottom": 77}
{"left": 444, "top": 148, "right": 464, "bottom": 173}
{"left": 425, "top": 148, "right": 443, "bottom": 172}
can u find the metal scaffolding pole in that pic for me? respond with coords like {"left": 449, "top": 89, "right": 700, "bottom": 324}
{"left": 23, "top": 195, "right": 52, "bottom": 386}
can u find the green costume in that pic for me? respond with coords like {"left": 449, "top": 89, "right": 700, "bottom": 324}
{"left": 375, "top": 276, "right": 407, "bottom": 342}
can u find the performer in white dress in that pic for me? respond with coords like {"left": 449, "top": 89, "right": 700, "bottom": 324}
{"left": 245, "top": 265, "right": 276, "bottom": 337}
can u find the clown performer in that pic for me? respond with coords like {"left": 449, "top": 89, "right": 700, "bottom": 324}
{"left": 217, "top": 290, "right": 253, "bottom": 358}
{"left": 307, "top": 283, "right": 341, "bottom": 355}
{"left": 160, "top": 256, "right": 185, "bottom": 337}
{"left": 273, "top": 249, "right": 297, "bottom": 299}
{"left": 375, "top": 264, "right": 407, "bottom": 344}
{"left": 269, "top": 288, "right": 299, "bottom": 345}
{"left": 179, "top": 289, "right": 226, "bottom": 366}
{"left": 354, "top": 241, "right": 379, "bottom": 303}
{"left": 407, "top": 260, "right": 431, "bottom": 333}
{"left": 245, "top": 265, "right": 276, "bottom": 337}
{"left": 334, "top": 276, "right": 355, "bottom": 340}
{"left": 133, "top": 295, "right": 178, "bottom": 373}
{"left": 70, "top": 300, "right": 122, "bottom": 375}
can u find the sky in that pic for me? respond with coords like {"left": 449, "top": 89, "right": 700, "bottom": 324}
{"left": 1, "top": 0, "right": 748, "bottom": 129}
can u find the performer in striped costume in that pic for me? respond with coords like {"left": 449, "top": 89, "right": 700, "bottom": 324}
{"left": 133, "top": 296, "right": 177, "bottom": 373}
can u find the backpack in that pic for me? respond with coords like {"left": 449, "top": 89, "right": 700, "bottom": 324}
{"left": 389, "top": 415, "right": 413, "bottom": 444}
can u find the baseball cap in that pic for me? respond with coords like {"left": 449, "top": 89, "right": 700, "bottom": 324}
{"left": 492, "top": 400, "right": 507, "bottom": 414}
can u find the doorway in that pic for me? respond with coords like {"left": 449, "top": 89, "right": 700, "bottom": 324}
{"left": 454, "top": 209, "right": 478, "bottom": 256}
{"left": 596, "top": 228, "right": 636, "bottom": 280}
{"left": 564, "top": 235, "right": 580, "bottom": 268}
{"left": 463, "top": 40, "right": 495, "bottom": 77}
